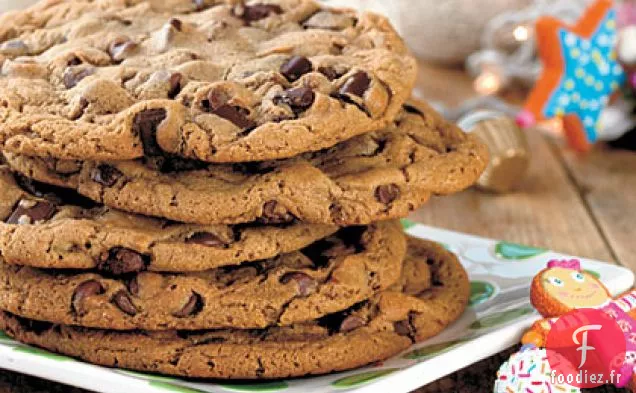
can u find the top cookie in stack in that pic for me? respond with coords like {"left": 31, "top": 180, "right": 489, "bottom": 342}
{"left": 0, "top": 0, "right": 488, "bottom": 380}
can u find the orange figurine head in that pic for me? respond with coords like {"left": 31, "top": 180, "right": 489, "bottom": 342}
{"left": 530, "top": 259, "right": 612, "bottom": 318}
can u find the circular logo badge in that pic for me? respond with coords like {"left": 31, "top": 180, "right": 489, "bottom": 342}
{"left": 546, "top": 308, "right": 627, "bottom": 388}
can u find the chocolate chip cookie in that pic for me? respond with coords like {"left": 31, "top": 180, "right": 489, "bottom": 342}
{"left": 0, "top": 0, "right": 416, "bottom": 163}
{"left": 0, "top": 220, "right": 406, "bottom": 330}
{"left": 0, "top": 165, "right": 336, "bottom": 271}
{"left": 0, "top": 237, "right": 469, "bottom": 379}
{"left": 4, "top": 101, "right": 489, "bottom": 225}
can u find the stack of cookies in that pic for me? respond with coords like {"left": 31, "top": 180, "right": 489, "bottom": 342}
{"left": 0, "top": 0, "right": 488, "bottom": 379}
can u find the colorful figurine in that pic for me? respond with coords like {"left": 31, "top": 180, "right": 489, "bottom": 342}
{"left": 517, "top": 0, "right": 626, "bottom": 152}
{"left": 522, "top": 259, "right": 636, "bottom": 388}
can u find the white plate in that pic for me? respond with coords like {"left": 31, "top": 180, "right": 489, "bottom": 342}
{"left": 0, "top": 220, "right": 633, "bottom": 393}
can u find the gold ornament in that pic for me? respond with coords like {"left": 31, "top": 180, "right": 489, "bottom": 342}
{"left": 458, "top": 111, "right": 530, "bottom": 193}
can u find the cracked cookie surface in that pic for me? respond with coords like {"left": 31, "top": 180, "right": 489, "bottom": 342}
{"left": 0, "top": 165, "right": 337, "bottom": 271}
{"left": 0, "top": 0, "right": 416, "bottom": 163}
{"left": 4, "top": 101, "right": 489, "bottom": 225}
{"left": 0, "top": 220, "right": 406, "bottom": 330}
{"left": 0, "top": 237, "right": 469, "bottom": 379}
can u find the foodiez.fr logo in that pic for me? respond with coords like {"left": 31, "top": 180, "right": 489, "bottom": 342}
{"left": 546, "top": 308, "right": 627, "bottom": 388}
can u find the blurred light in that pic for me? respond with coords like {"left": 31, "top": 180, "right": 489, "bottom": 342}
{"left": 538, "top": 118, "right": 564, "bottom": 137}
{"left": 513, "top": 25, "right": 530, "bottom": 42}
{"left": 474, "top": 70, "right": 503, "bottom": 96}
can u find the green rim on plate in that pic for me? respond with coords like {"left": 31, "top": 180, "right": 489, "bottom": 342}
{"left": 403, "top": 340, "right": 467, "bottom": 360}
{"left": 12, "top": 346, "right": 75, "bottom": 362}
{"left": 469, "top": 281, "right": 496, "bottom": 306}
{"left": 219, "top": 381, "right": 289, "bottom": 392}
{"left": 331, "top": 369, "right": 398, "bottom": 389}
{"left": 495, "top": 241, "right": 546, "bottom": 260}
{"left": 470, "top": 307, "right": 535, "bottom": 330}
{"left": 149, "top": 381, "right": 207, "bottom": 393}
{"left": 400, "top": 219, "right": 417, "bottom": 230}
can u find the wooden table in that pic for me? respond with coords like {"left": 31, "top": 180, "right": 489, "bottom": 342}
{"left": 0, "top": 10, "right": 635, "bottom": 391}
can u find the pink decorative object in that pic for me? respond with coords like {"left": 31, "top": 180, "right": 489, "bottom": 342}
{"left": 546, "top": 259, "right": 581, "bottom": 270}
{"left": 515, "top": 109, "right": 536, "bottom": 128}
{"left": 618, "top": 0, "right": 636, "bottom": 27}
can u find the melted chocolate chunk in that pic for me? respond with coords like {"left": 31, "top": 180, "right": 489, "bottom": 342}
{"left": 71, "top": 280, "right": 105, "bottom": 315}
{"left": 169, "top": 18, "right": 183, "bottom": 31}
{"left": 280, "top": 272, "right": 318, "bottom": 297}
{"left": 63, "top": 67, "right": 95, "bottom": 89}
{"left": 133, "top": 108, "right": 168, "bottom": 157}
{"left": 213, "top": 104, "right": 256, "bottom": 130}
{"left": 259, "top": 201, "right": 295, "bottom": 224}
{"left": 238, "top": 4, "right": 283, "bottom": 23}
{"left": 339, "top": 71, "right": 371, "bottom": 98}
{"left": 5, "top": 199, "right": 56, "bottom": 224}
{"left": 275, "top": 87, "right": 315, "bottom": 113}
{"left": 128, "top": 276, "right": 140, "bottom": 297}
{"left": 112, "top": 290, "right": 138, "bottom": 316}
{"left": 318, "top": 66, "right": 340, "bottom": 80}
{"left": 90, "top": 164, "right": 123, "bottom": 187}
{"left": 339, "top": 315, "right": 366, "bottom": 332}
{"left": 280, "top": 56, "right": 313, "bottom": 82}
{"left": 185, "top": 232, "right": 227, "bottom": 248}
{"left": 375, "top": 184, "right": 400, "bottom": 204}
{"left": 98, "top": 248, "right": 149, "bottom": 275}
{"left": 173, "top": 292, "right": 204, "bottom": 317}
{"left": 167, "top": 72, "right": 183, "bottom": 99}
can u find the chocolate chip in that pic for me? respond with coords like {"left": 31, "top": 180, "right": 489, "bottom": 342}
{"left": 5, "top": 199, "right": 56, "bottom": 224}
{"left": 339, "top": 315, "right": 365, "bottom": 332}
{"left": 168, "top": 72, "right": 183, "bottom": 99}
{"left": 98, "top": 248, "right": 149, "bottom": 275}
{"left": 133, "top": 108, "right": 168, "bottom": 157}
{"left": 63, "top": 67, "right": 95, "bottom": 89}
{"left": 280, "top": 272, "right": 317, "bottom": 297}
{"left": 173, "top": 292, "right": 203, "bottom": 317}
{"left": 71, "top": 280, "right": 104, "bottom": 315}
{"left": 128, "top": 276, "right": 139, "bottom": 296}
{"left": 67, "top": 56, "right": 82, "bottom": 66}
{"left": 112, "top": 290, "right": 137, "bottom": 316}
{"left": 280, "top": 56, "right": 312, "bottom": 82}
{"left": 375, "top": 184, "right": 400, "bottom": 204}
{"left": 169, "top": 18, "right": 183, "bottom": 31}
{"left": 394, "top": 313, "right": 416, "bottom": 339}
{"left": 339, "top": 71, "right": 371, "bottom": 98}
{"left": 90, "top": 164, "right": 123, "bottom": 187}
{"left": 239, "top": 4, "right": 283, "bottom": 23}
{"left": 185, "top": 232, "right": 227, "bottom": 247}
{"left": 213, "top": 104, "right": 256, "bottom": 130}
{"left": 109, "top": 39, "right": 137, "bottom": 63}
{"left": 275, "top": 87, "right": 315, "bottom": 113}
{"left": 260, "top": 201, "right": 294, "bottom": 224}
{"left": 318, "top": 66, "right": 339, "bottom": 80}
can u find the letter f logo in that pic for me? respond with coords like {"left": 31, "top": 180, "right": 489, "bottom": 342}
{"left": 573, "top": 325, "right": 602, "bottom": 369}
